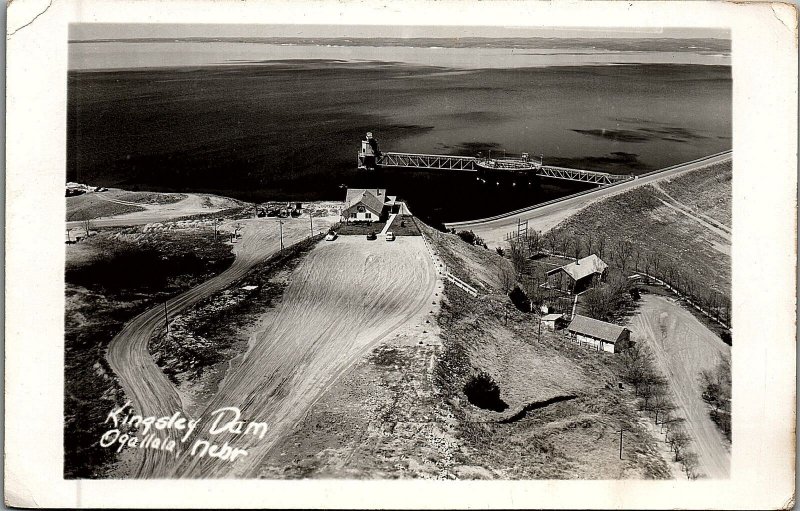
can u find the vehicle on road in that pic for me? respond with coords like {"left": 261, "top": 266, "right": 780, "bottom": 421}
{"left": 325, "top": 231, "right": 338, "bottom": 241}
{"left": 385, "top": 231, "right": 395, "bottom": 241}
{"left": 366, "top": 231, "right": 377, "bottom": 241}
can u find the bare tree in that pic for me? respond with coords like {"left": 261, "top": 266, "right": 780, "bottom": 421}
{"left": 669, "top": 430, "right": 692, "bottom": 462}
{"left": 586, "top": 232, "right": 595, "bottom": 255}
{"left": 573, "top": 236, "right": 582, "bottom": 262}
{"left": 596, "top": 235, "right": 606, "bottom": 259}
{"left": 615, "top": 240, "right": 633, "bottom": 272}
{"left": 498, "top": 264, "right": 515, "bottom": 295}
{"left": 526, "top": 229, "right": 542, "bottom": 257}
{"left": 680, "top": 451, "right": 700, "bottom": 480}
{"left": 547, "top": 231, "right": 558, "bottom": 255}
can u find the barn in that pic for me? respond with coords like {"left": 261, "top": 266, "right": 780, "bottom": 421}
{"left": 566, "top": 314, "right": 630, "bottom": 353}
{"left": 342, "top": 188, "right": 394, "bottom": 222}
{"left": 546, "top": 254, "right": 608, "bottom": 294}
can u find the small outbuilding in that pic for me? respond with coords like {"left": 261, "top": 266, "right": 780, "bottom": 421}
{"left": 546, "top": 254, "right": 608, "bottom": 294}
{"left": 541, "top": 313, "right": 567, "bottom": 331}
{"left": 566, "top": 314, "right": 630, "bottom": 354}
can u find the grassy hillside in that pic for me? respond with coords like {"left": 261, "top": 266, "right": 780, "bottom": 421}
{"left": 554, "top": 160, "right": 731, "bottom": 313}
{"left": 64, "top": 227, "right": 233, "bottom": 478}
{"left": 259, "top": 224, "right": 673, "bottom": 479}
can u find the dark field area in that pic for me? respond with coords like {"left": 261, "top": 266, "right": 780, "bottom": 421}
{"left": 64, "top": 228, "right": 234, "bottom": 478}
{"left": 68, "top": 62, "right": 730, "bottom": 224}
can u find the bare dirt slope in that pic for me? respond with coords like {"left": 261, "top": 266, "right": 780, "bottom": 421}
{"left": 626, "top": 294, "right": 731, "bottom": 478}
{"left": 105, "top": 215, "right": 337, "bottom": 477}
{"left": 167, "top": 236, "right": 438, "bottom": 478}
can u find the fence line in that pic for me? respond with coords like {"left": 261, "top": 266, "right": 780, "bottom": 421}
{"left": 415, "top": 218, "right": 480, "bottom": 298}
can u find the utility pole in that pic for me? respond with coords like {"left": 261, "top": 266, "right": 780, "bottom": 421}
{"left": 309, "top": 212, "right": 313, "bottom": 237}
{"left": 618, "top": 428, "right": 627, "bottom": 460}
{"left": 279, "top": 218, "right": 284, "bottom": 251}
{"left": 214, "top": 218, "right": 220, "bottom": 241}
{"left": 538, "top": 315, "right": 542, "bottom": 341}
{"left": 164, "top": 301, "right": 169, "bottom": 335}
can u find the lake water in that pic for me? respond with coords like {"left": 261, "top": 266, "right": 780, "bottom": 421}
{"left": 67, "top": 41, "right": 731, "bottom": 223}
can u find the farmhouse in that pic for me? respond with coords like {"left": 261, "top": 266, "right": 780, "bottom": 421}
{"left": 342, "top": 188, "right": 397, "bottom": 222}
{"left": 566, "top": 314, "right": 630, "bottom": 354}
{"left": 546, "top": 254, "right": 608, "bottom": 294}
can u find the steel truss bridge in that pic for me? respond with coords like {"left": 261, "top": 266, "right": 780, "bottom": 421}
{"left": 359, "top": 150, "right": 630, "bottom": 186}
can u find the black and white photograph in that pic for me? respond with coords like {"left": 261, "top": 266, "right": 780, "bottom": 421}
{"left": 64, "top": 22, "right": 733, "bottom": 480}
{"left": 4, "top": 1, "right": 796, "bottom": 508}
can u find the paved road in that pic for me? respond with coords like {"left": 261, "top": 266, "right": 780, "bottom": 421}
{"left": 445, "top": 151, "right": 732, "bottom": 247}
{"left": 105, "top": 216, "right": 336, "bottom": 477}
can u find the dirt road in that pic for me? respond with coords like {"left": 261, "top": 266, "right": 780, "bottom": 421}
{"left": 445, "top": 152, "right": 732, "bottom": 247}
{"left": 166, "top": 236, "right": 438, "bottom": 478}
{"left": 651, "top": 183, "right": 732, "bottom": 253}
{"left": 67, "top": 192, "right": 240, "bottom": 229}
{"left": 626, "top": 294, "right": 731, "bottom": 478}
{"left": 105, "top": 215, "right": 337, "bottom": 477}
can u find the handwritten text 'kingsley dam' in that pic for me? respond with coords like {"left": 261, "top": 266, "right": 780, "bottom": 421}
{"left": 100, "top": 401, "right": 267, "bottom": 462}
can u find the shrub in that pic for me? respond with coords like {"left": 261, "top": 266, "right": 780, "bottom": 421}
{"left": 509, "top": 285, "right": 531, "bottom": 312}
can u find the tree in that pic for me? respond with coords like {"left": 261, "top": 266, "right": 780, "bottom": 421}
{"left": 573, "top": 236, "right": 582, "bottom": 262}
{"left": 669, "top": 430, "right": 691, "bottom": 461}
{"left": 639, "top": 372, "right": 667, "bottom": 411}
{"left": 582, "top": 286, "right": 613, "bottom": 320}
{"left": 596, "top": 235, "right": 606, "bottom": 259}
{"left": 526, "top": 230, "right": 542, "bottom": 257}
{"left": 619, "top": 341, "right": 654, "bottom": 395}
{"left": 680, "top": 451, "right": 700, "bottom": 480}
{"left": 615, "top": 240, "right": 633, "bottom": 272}
{"left": 498, "top": 264, "right": 515, "bottom": 294}
{"left": 653, "top": 396, "right": 677, "bottom": 425}
{"left": 508, "top": 239, "right": 526, "bottom": 275}
{"left": 547, "top": 231, "right": 558, "bottom": 255}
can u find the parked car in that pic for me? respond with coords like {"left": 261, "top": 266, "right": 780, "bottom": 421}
{"left": 325, "top": 231, "right": 337, "bottom": 241}
{"left": 366, "top": 231, "right": 377, "bottom": 241}
{"left": 385, "top": 231, "right": 395, "bottom": 241}
{"left": 266, "top": 209, "right": 278, "bottom": 217}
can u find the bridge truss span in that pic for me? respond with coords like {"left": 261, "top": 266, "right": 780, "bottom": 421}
{"left": 356, "top": 133, "right": 633, "bottom": 185}
{"left": 377, "top": 152, "right": 479, "bottom": 171}
{"left": 539, "top": 165, "right": 631, "bottom": 185}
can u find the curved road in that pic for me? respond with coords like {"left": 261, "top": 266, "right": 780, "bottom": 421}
{"left": 166, "top": 236, "right": 438, "bottom": 478}
{"left": 445, "top": 151, "right": 732, "bottom": 247}
{"left": 106, "top": 216, "right": 336, "bottom": 477}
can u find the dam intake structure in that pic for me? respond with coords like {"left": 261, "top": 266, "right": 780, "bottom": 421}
{"left": 357, "top": 132, "right": 631, "bottom": 186}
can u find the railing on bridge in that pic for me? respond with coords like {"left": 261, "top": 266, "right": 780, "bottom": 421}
{"left": 356, "top": 133, "right": 631, "bottom": 185}
{"left": 539, "top": 166, "right": 631, "bottom": 185}
{"left": 376, "top": 152, "right": 480, "bottom": 171}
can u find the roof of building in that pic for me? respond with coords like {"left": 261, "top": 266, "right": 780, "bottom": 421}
{"left": 542, "top": 313, "right": 566, "bottom": 322}
{"left": 567, "top": 315, "right": 629, "bottom": 343}
{"left": 546, "top": 254, "right": 608, "bottom": 282}
{"left": 344, "top": 188, "right": 387, "bottom": 215}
